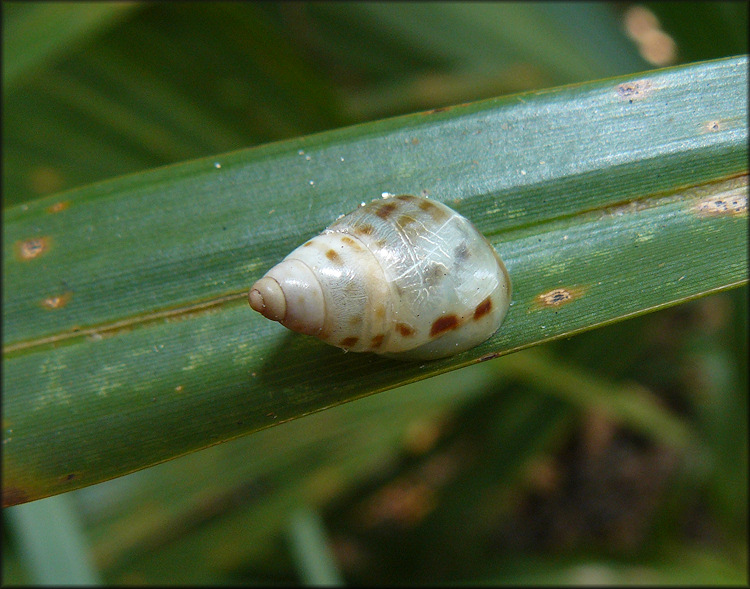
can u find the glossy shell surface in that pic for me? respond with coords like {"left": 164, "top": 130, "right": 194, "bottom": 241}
{"left": 249, "top": 194, "right": 511, "bottom": 359}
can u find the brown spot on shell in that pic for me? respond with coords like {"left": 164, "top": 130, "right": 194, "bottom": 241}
{"left": 16, "top": 237, "right": 50, "bottom": 260}
{"left": 371, "top": 334, "right": 385, "bottom": 348}
{"left": 396, "top": 195, "right": 417, "bottom": 202}
{"left": 419, "top": 199, "right": 449, "bottom": 222}
{"left": 473, "top": 297, "right": 492, "bottom": 320}
{"left": 430, "top": 315, "right": 459, "bottom": 337}
{"left": 326, "top": 249, "right": 342, "bottom": 263}
{"left": 303, "top": 241, "right": 313, "bottom": 247}
{"left": 375, "top": 305, "right": 386, "bottom": 319}
{"left": 418, "top": 199, "right": 436, "bottom": 212}
{"left": 396, "top": 323, "right": 415, "bottom": 337}
{"left": 397, "top": 214, "right": 417, "bottom": 229}
{"left": 340, "top": 236, "right": 362, "bottom": 250}
{"left": 355, "top": 224, "right": 374, "bottom": 235}
{"left": 375, "top": 202, "right": 399, "bottom": 219}
{"left": 340, "top": 336, "right": 359, "bottom": 348}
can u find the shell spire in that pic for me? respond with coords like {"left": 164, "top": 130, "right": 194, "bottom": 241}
{"left": 248, "top": 259, "right": 326, "bottom": 336}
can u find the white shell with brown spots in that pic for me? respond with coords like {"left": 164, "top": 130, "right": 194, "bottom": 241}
{"left": 248, "top": 194, "right": 511, "bottom": 359}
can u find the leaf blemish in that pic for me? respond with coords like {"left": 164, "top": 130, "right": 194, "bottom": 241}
{"left": 695, "top": 192, "right": 747, "bottom": 217}
{"left": 423, "top": 106, "right": 450, "bottom": 115}
{"left": 2, "top": 486, "right": 30, "bottom": 508}
{"left": 616, "top": 79, "right": 653, "bottom": 102}
{"left": 41, "top": 292, "right": 72, "bottom": 310}
{"left": 46, "top": 201, "right": 70, "bottom": 214}
{"left": 16, "top": 237, "right": 50, "bottom": 260}
{"left": 536, "top": 287, "right": 584, "bottom": 308}
{"left": 700, "top": 120, "right": 722, "bottom": 133}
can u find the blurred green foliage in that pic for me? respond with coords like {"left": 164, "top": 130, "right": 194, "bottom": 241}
{"left": 3, "top": 2, "right": 747, "bottom": 585}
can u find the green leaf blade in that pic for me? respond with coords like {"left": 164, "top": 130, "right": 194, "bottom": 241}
{"left": 3, "top": 56, "right": 747, "bottom": 505}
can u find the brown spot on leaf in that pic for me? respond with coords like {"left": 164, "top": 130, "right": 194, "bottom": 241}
{"left": 41, "top": 292, "right": 72, "bottom": 310}
{"left": 2, "top": 486, "right": 30, "bottom": 507}
{"left": 423, "top": 106, "right": 450, "bottom": 115}
{"left": 396, "top": 323, "right": 415, "bottom": 337}
{"left": 430, "top": 315, "right": 459, "bottom": 337}
{"left": 473, "top": 297, "right": 493, "bottom": 320}
{"left": 536, "top": 287, "right": 585, "bottom": 308}
{"left": 695, "top": 192, "right": 747, "bottom": 217}
{"left": 701, "top": 120, "right": 722, "bottom": 133}
{"left": 16, "top": 237, "right": 50, "bottom": 260}
{"left": 340, "top": 336, "right": 359, "bottom": 348}
{"left": 46, "top": 201, "right": 70, "bottom": 214}
{"left": 616, "top": 79, "right": 653, "bottom": 102}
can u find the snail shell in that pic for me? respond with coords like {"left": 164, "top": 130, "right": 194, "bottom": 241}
{"left": 249, "top": 194, "right": 511, "bottom": 359}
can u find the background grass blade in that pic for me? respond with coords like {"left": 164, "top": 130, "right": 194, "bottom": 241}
{"left": 4, "top": 494, "right": 101, "bottom": 585}
{"left": 2, "top": 1, "right": 137, "bottom": 89}
{"left": 287, "top": 508, "right": 346, "bottom": 586}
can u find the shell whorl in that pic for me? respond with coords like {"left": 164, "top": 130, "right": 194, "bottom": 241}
{"left": 249, "top": 259, "right": 325, "bottom": 335}
{"left": 249, "top": 194, "right": 511, "bottom": 359}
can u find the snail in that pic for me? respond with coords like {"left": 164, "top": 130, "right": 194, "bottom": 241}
{"left": 249, "top": 194, "right": 511, "bottom": 359}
